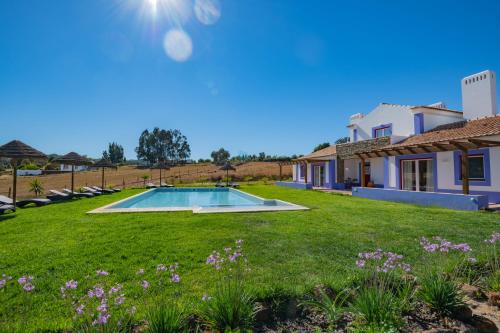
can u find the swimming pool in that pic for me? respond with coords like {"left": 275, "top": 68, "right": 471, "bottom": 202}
{"left": 88, "top": 188, "right": 308, "bottom": 214}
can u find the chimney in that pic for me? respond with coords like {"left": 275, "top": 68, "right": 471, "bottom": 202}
{"left": 461, "top": 70, "right": 497, "bottom": 120}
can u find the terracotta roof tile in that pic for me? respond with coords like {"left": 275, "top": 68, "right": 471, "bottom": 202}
{"left": 297, "top": 145, "right": 337, "bottom": 160}
{"left": 389, "top": 115, "right": 500, "bottom": 148}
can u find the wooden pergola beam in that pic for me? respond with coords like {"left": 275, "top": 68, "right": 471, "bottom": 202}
{"left": 449, "top": 140, "right": 471, "bottom": 151}
{"left": 468, "top": 138, "right": 500, "bottom": 147}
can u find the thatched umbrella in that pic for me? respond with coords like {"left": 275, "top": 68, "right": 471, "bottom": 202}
{"left": 0, "top": 140, "right": 47, "bottom": 208}
{"left": 93, "top": 159, "right": 117, "bottom": 190}
{"left": 53, "top": 152, "right": 93, "bottom": 193}
{"left": 219, "top": 162, "right": 236, "bottom": 186}
{"left": 152, "top": 160, "right": 170, "bottom": 186}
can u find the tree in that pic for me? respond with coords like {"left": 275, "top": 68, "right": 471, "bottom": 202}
{"left": 135, "top": 128, "right": 191, "bottom": 166}
{"left": 29, "top": 178, "right": 44, "bottom": 197}
{"left": 258, "top": 152, "right": 266, "bottom": 161}
{"left": 211, "top": 148, "right": 230, "bottom": 165}
{"left": 102, "top": 142, "right": 125, "bottom": 164}
{"left": 335, "top": 137, "right": 350, "bottom": 144}
{"left": 313, "top": 142, "right": 330, "bottom": 152}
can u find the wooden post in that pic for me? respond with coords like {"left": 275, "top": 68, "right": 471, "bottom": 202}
{"left": 360, "top": 157, "right": 366, "bottom": 187}
{"left": 304, "top": 162, "right": 308, "bottom": 184}
{"left": 279, "top": 164, "right": 282, "bottom": 181}
{"left": 71, "top": 164, "right": 75, "bottom": 193}
{"left": 101, "top": 167, "right": 105, "bottom": 190}
{"left": 461, "top": 149, "right": 469, "bottom": 195}
{"left": 12, "top": 161, "right": 18, "bottom": 209}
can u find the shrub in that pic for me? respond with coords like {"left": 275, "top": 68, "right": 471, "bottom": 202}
{"left": 201, "top": 240, "right": 258, "bottom": 331}
{"left": 260, "top": 177, "right": 269, "bottom": 185}
{"left": 418, "top": 273, "right": 464, "bottom": 317}
{"left": 28, "top": 178, "right": 44, "bottom": 197}
{"left": 146, "top": 303, "right": 187, "bottom": 333}
{"left": 243, "top": 176, "right": 253, "bottom": 185}
{"left": 350, "top": 286, "right": 403, "bottom": 332}
{"left": 301, "top": 288, "right": 349, "bottom": 329}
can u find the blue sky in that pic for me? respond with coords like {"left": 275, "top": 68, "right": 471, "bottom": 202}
{"left": 1, "top": 0, "right": 499, "bottom": 160}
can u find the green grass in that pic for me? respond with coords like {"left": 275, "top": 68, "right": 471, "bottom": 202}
{"left": 0, "top": 185, "right": 499, "bottom": 331}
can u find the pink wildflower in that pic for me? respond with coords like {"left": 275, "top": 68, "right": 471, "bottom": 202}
{"left": 202, "top": 293, "right": 212, "bottom": 301}
{"left": 92, "top": 313, "right": 110, "bottom": 326}
{"left": 23, "top": 283, "right": 35, "bottom": 292}
{"left": 17, "top": 275, "right": 33, "bottom": 285}
{"left": 485, "top": 232, "right": 500, "bottom": 244}
{"left": 115, "top": 295, "right": 125, "bottom": 305}
{"left": 136, "top": 268, "right": 145, "bottom": 275}
{"left": 157, "top": 264, "right": 167, "bottom": 272}
{"left": 109, "top": 284, "right": 122, "bottom": 294}
{"left": 96, "top": 270, "right": 109, "bottom": 276}
{"left": 75, "top": 304, "right": 85, "bottom": 315}
{"left": 171, "top": 274, "right": 180, "bottom": 283}
{"left": 65, "top": 280, "right": 78, "bottom": 289}
{"left": 141, "top": 280, "right": 150, "bottom": 289}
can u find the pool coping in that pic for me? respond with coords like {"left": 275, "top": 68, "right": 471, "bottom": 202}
{"left": 87, "top": 188, "right": 309, "bottom": 214}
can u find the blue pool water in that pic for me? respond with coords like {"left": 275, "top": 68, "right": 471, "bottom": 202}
{"left": 110, "top": 188, "right": 282, "bottom": 209}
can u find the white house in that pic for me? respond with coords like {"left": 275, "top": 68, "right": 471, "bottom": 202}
{"left": 59, "top": 164, "right": 89, "bottom": 172}
{"left": 280, "top": 70, "right": 500, "bottom": 209}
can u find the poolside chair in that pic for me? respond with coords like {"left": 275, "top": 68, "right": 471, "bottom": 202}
{"left": 160, "top": 183, "right": 174, "bottom": 188}
{"left": 47, "top": 190, "right": 72, "bottom": 201}
{"left": 0, "top": 195, "right": 51, "bottom": 208}
{"left": 91, "top": 186, "right": 114, "bottom": 194}
{"left": 146, "top": 183, "right": 158, "bottom": 189}
{"left": 82, "top": 187, "right": 102, "bottom": 196}
{"left": 229, "top": 182, "right": 240, "bottom": 188}
{"left": 62, "top": 189, "right": 94, "bottom": 198}
{"left": 0, "top": 204, "right": 15, "bottom": 214}
{"left": 215, "top": 182, "right": 226, "bottom": 188}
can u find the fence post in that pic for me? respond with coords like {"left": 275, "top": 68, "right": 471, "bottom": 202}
{"left": 122, "top": 178, "right": 125, "bottom": 189}
{"left": 8, "top": 187, "right": 11, "bottom": 198}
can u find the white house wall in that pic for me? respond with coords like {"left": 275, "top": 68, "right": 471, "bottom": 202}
{"left": 437, "top": 148, "right": 500, "bottom": 193}
{"left": 369, "top": 157, "right": 384, "bottom": 185}
{"left": 350, "top": 104, "right": 414, "bottom": 141}
{"left": 420, "top": 111, "right": 464, "bottom": 132}
{"left": 388, "top": 156, "right": 396, "bottom": 188}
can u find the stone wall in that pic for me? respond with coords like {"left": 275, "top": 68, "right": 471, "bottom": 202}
{"left": 336, "top": 137, "right": 391, "bottom": 159}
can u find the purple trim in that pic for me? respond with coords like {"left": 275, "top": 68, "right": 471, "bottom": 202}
{"left": 352, "top": 187, "right": 489, "bottom": 211}
{"left": 383, "top": 156, "right": 389, "bottom": 188}
{"left": 414, "top": 113, "right": 424, "bottom": 134}
{"left": 372, "top": 123, "right": 393, "bottom": 138}
{"left": 436, "top": 188, "right": 500, "bottom": 204}
{"left": 395, "top": 153, "right": 438, "bottom": 191}
{"left": 276, "top": 181, "right": 312, "bottom": 190}
{"left": 453, "top": 148, "right": 491, "bottom": 186}
{"left": 353, "top": 129, "right": 358, "bottom": 143}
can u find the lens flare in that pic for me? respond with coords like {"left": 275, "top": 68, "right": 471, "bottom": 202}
{"left": 194, "top": 0, "right": 221, "bottom": 25}
{"left": 163, "top": 29, "right": 193, "bottom": 62}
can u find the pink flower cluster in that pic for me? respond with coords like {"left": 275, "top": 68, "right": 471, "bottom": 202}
{"left": 156, "top": 262, "right": 181, "bottom": 283}
{"left": 485, "top": 232, "right": 500, "bottom": 244}
{"left": 356, "top": 249, "right": 411, "bottom": 273}
{"left": 18, "top": 275, "right": 35, "bottom": 292}
{"left": 420, "top": 237, "right": 472, "bottom": 253}
{"left": 207, "top": 240, "right": 244, "bottom": 270}
{"left": 0, "top": 274, "right": 12, "bottom": 289}
{"left": 96, "top": 270, "right": 109, "bottom": 276}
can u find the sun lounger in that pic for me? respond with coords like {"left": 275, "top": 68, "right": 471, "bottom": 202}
{"left": 215, "top": 182, "right": 226, "bottom": 188}
{"left": 229, "top": 182, "right": 240, "bottom": 188}
{"left": 160, "top": 183, "right": 174, "bottom": 188}
{"left": 0, "top": 195, "right": 51, "bottom": 208}
{"left": 91, "top": 186, "right": 114, "bottom": 194}
{"left": 0, "top": 204, "right": 15, "bottom": 214}
{"left": 82, "top": 187, "right": 102, "bottom": 195}
{"left": 146, "top": 183, "right": 158, "bottom": 189}
{"left": 62, "top": 189, "right": 94, "bottom": 198}
{"left": 47, "top": 190, "right": 72, "bottom": 201}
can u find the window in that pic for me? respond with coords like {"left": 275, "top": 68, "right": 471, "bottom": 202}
{"left": 374, "top": 126, "right": 392, "bottom": 138}
{"left": 299, "top": 164, "right": 306, "bottom": 179}
{"left": 401, "top": 159, "right": 434, "bottom": 192}
{"left": 459, "top": 155, "right": 485, "bottom": 181}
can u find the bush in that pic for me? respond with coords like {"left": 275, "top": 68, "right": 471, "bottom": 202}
{"left": 146, "top": 303, "right": 187, "bottom": 333}
{"left": 418, "top": 273, "right": 464, "bottom": 317}
{"left": 301, "top": 288, "right": 349, "bottom": 329}
{"left": 350, "top": 286, "right": 403, "bottom": 332}
{"left": 29, "top": 178, "right": 44, "bottom": 197}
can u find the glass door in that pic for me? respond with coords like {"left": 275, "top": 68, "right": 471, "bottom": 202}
{"left": 314, "top": 165, "right": 324, "bottom": 187}
{"left": 401, "top": 159, "right": 434, "bottom": 192}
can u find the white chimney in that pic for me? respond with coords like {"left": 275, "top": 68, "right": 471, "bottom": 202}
{"left": 461, "top": 70, "right": 497, "bottom": 120}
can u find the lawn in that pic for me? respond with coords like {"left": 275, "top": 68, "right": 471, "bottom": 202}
{"left": 0, "top": 185, "right": 499, "bottom": 331}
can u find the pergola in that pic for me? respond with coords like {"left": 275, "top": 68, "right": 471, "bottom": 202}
{"left": 276, "top": 160, "right": 294, "bottom": 180}
{"left": 0, "top": 140, "right": 47, "bottom": 209}
{"left": 355, "top": 137, "right": 500, "bottom": 194}
{"left": 53, "top": 152, "right": 93, "bottom": 193}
